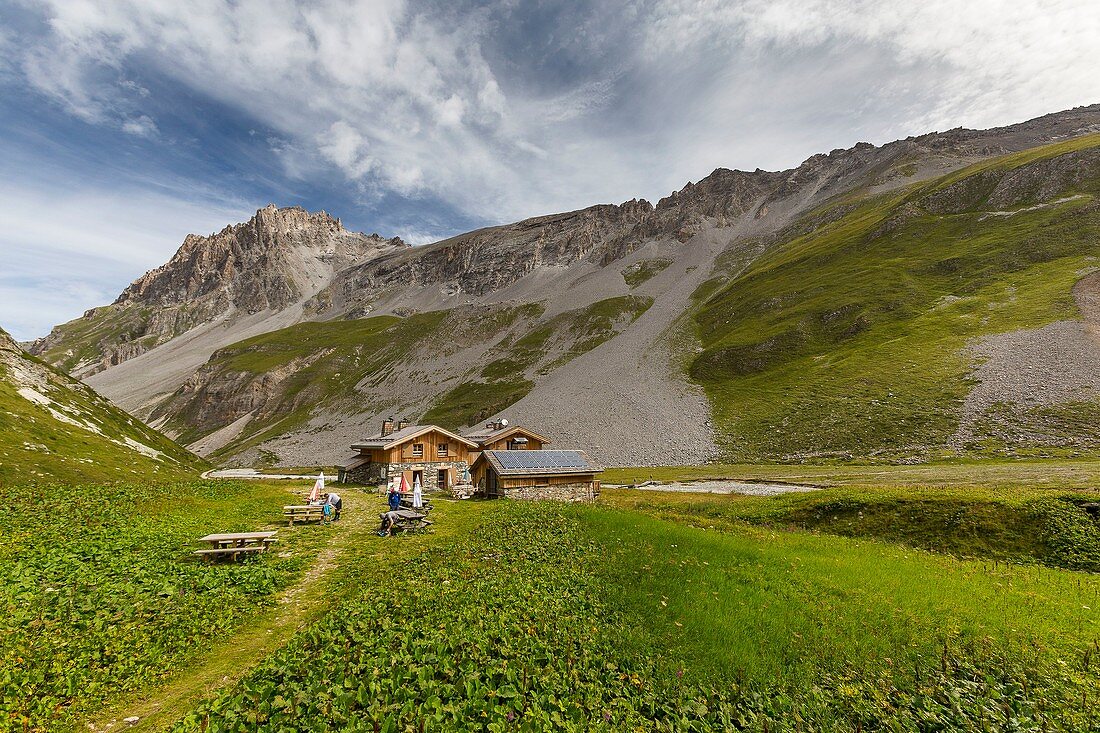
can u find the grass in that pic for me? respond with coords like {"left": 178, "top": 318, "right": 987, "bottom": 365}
{"left": 167, "top": 502, "right": 1100, "bottom": 731}
{"left": 4, "top": 464, "right": 1100, "bottom": 731}
{"left": 422, "top": 378, "right": 535, "bottom": 430}
{"left": 0, "top": 340, "right": 203, "bottom": 486}
{"left": 163, "top": 296, "right": 652, "bottom": 456}
{"left": 602, "top": 484, "right": 1100, "bottom": 570}
{"left": 622, "top": 258, "right": 673, "bottom": 288}
{"left": 162, "top": 310, "right": 455, "bottom": 455}
{"left": 34, "top": 304, "right": 156, "bottom": 375}
{"left": 690, "top": 136, "right": 1100, "bottom": 461}
{"left": 425, "top": 296, "right": 652, "bottom": 428}
{"left": 90, "top": 490, "right": 486, "bottom": 733}
{"left": 586, "top": 506, "right": 1100, "bottom": 730}
{"left": 0, "top": 479, "right": 323, "bottom": 732}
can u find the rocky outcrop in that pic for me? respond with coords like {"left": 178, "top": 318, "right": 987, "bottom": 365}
{"left": 29, "top": 205, "right": 408, "bottom": 375}
{"left": 26, "top": 103, "right": 1100, "bottom": 467}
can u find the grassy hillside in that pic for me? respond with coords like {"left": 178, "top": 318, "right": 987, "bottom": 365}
{"left": 5, "top": 464, "right": 1099, "bottom": 731}
{"left": 691, "top": 134, "right": 1100, "bottom": 461}
{"left": 29, "top": 304, "right": 156, "bottom": 376}
{"left": 424, "top": 295, "right": 652, "bottom": 428}
{"left": 163, "top": 296, "right": 651, "bottom": 458}
{"left": 0, "top": 329, "right": 203, "bottom": 485}
{"left": 604, "top": 483, "right": 1100, "bottom": 571}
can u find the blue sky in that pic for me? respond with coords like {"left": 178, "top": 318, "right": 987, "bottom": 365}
{"left": 1, "top": 0, "right": 1098, "bottom": 341}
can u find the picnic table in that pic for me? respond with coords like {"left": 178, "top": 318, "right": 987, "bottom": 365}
{"left": 379, "top": 509, "right": 432, "bottom": 535}
{"left": 284, "top": 504, "right": 326, "bottom": 525}
{"left": 397, "top": 492, "right": 432, "bottom": 511}
{"left": 194, "top": 531, "right": 277, "bottom": 561}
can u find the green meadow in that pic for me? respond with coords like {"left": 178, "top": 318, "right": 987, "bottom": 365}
{"left": 5, "top": 470, "right": 1100, "bottom": 732}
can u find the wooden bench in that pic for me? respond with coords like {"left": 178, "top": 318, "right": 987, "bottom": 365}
{"left": 194, "top": 531, "right": 277, "bottom": 562}
{"left": 379, "top": 509, "right": 433, "bottom": 535}
{"left": 193, "top": 545, "right": 267, "bottom": 559}
{"left": 284, "top": 505, "right": 325, "bottom": 525}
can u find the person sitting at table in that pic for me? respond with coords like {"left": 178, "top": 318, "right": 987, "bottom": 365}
{"left": 326, "top": 491, "right": 342, "bottom": 520}
{"left": 388, "top": 484, "right": 402, "bottom": 512}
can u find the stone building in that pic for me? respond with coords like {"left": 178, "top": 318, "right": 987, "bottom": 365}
{"left": 340, "top": 420, "right": 477, "bottom": 491}
{"left": 471, "top": 449, "right": 602, "bottom": 502}
{"left": 339, "top": 418, "right": 551, "bottom": 492}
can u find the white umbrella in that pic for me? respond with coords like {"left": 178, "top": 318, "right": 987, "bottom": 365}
{"left": 308, "top": 471, "right": 325, "bottom": 503}
{"left": 413, "top": 475, "right": 421, "bottom": 492}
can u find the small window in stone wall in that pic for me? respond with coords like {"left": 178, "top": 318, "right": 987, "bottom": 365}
{"left": 411, "top": 443, "right": 424, "bottom": 458}
{"left": 438, "top": 443, "right": 448, "bottom": 457}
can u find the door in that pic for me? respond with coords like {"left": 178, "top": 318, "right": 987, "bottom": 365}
{"left": 412, "top": 470, "right": 423, "bottom": 489}
{"left": 437, "top": 469, "right": 448, "bottom": 492}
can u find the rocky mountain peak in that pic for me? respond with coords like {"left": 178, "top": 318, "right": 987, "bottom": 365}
{"left": 116, "top": 205, "right": 405, "bottom": 310}
{"left": 28, "top": 205, "right": 409, "bottom": 377}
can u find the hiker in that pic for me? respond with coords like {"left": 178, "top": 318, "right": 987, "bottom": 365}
{"left": 379, "top": 510, "right": 401, "bottom": 536}
{"left": 326, "top": 490, "right": 342, "bottom": 520}
{"left": 388, "top": 484, "right": 402, "bottom": 512}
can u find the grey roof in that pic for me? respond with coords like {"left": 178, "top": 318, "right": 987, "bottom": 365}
{"left": 483, "top": 450, "right": 601, "bottom": 476}
{"left": 351, "top": 424, "right": 477, "bottom": 450}
{"left": 461, "top": 424, "right": 550, "bottom": 445}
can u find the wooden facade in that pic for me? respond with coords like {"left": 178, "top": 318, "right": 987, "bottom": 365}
{"left": 341, "top": 424, "right": 478, "bottom": 490}
{"left": 341, "top": 420, "right": 583, "bottom": 501}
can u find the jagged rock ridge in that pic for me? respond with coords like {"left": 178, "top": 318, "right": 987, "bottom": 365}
{"left": 27, "top": 104, "right": 1100, "bottom": 467}
{"left": 29, "top": 205, "right": 408, "bottom": 377}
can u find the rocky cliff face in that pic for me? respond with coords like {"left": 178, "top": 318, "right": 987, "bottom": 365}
{"left": 29, "top": 205, "right": 408, "bottom": 377}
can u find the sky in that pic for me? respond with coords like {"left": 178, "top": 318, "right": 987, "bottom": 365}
{"left": 1, "top": 0, "right": 1098, "bottom": 341}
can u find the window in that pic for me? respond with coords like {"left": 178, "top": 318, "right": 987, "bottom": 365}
{"left": 411, "top": 443, "right": 424, "bottom": 458}
{"left": 438, "top": 443, "right": 449, "bottom": 457}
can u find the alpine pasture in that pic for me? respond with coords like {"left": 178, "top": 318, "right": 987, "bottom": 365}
{"left": 4, "top": 467, "right": 1100, "bottom": 732}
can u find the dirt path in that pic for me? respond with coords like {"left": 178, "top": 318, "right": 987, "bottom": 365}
{"left": 87, "top": 491, "right": 480, "bottom": 732}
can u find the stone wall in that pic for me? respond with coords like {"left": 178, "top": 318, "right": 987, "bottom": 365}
{"left": 342, "top": 459, "right": 469, "bottom": 490}
{"left": 501, "top": 481, "right": 599, "bottom": 502}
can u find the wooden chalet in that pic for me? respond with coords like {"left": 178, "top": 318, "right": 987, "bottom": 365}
{"left": 340, "top": 419, "right": 478, "bottom": 491}
{"left": 460, "top": 420, "right": 549, "bottom": 451}
{"left": 339, "top": 418, "right": 550, "bottom": 492}
{"left": 471, "top": 449, "right": 602, "bottom": 502}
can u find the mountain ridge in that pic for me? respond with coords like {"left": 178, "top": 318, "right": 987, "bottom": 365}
{"left": 28, "top": 104, "right": 1100, "bottom": 467}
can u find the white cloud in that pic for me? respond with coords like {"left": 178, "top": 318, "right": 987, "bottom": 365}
{"left": 6, "top": 0, "right": 1100, "bottom": 229}
{"left": 0, "top": 178, "right": 254, "bottom": 340}
{"left": 120, "top": 114, "right": 157, "bottom": 138}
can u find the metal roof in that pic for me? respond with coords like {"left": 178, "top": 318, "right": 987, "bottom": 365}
{"left": 351, "top": 424, "right": 478, "bottom": 450}
{"left": 483, "top": 449, "right": 601, "bottom": 476}
{"left": 460, "top": 424, "right": 551, "bottom": 445}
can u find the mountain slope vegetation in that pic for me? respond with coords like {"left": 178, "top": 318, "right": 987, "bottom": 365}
{"left": 25, "top": 105, "right": 1100, "bottom": 467}
{"left": 0, "top": 328, "right": 203, "bottom": 484}
{"left": 156, "top": 296, "right": 652, "bottom": 463}
{"left": 691, "top": 134, "right": 1100, "bottom": 461}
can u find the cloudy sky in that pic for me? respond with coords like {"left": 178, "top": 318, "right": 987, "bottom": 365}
{"left": 1, "top": 0, "right": 1098, "bottom": 341}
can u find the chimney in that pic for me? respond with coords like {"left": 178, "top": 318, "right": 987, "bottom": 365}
{"left": 397, "top": 418, "right": 410, "bottom": 431}
{"left": 381, "top": 417, "right": 395, "bottom": 437}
